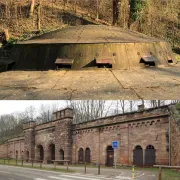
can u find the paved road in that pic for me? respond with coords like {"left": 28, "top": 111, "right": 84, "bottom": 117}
{"left": 0, "top": 165, "right": 157, "bottom": 180}
{"left": 1, "top": 64, "right": 180, "bottom": 100}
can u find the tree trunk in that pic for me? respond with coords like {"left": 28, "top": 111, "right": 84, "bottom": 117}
{"left": 4, "top": 29, "right": 9, "bottom": 42}
{"left": 29, "top": 0, "right": 35, "bottom": 17}
{"left": 96, "top": 0, "right": 99, "bottom": 19}
{"left": 112, "top": 0, "right": 120, "bottom": 25}
{"left": 37, "top": 0, "right": 41, "bottom": 31}
{"left": 74, "top": 0, "right": 77, "bottom": 12}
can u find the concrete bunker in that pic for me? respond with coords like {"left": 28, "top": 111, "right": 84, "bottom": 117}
{"left": 11, "top": 25, "right": 176, "bottom": 70}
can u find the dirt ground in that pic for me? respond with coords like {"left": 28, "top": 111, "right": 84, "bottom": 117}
{"left": 0, "top": 64, "right": 180, "bottom": 100}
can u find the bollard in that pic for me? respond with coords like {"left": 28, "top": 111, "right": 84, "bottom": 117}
{"left": 16, "top": 159, "right": 17, "bottom": 165}
{"left": 132, "top": 165, "right": 134, "bottom": 179}
{"left": 158, "top": 166, "right": 162, "bottom": 180}
{"left": 54, "top": 162, "right": 56, "bottom": 170}
{"left": 85, "top": 162, "right": 87, "bottom": 174}
{"left": 98, "top": 164, "right": 100, "bottom": 175}
{"left": 40, "top": 162, "right": 42, "bottom": 169}
{"left": 66, "top": 162, "right": 69, "bottom": 171}
{"left": 22, "top": 160, "right": 23, "bottom": 166}
{"left": 8, "top": 159, "right": 10, "bottom": 165}
{"left": 32, "top": 160, "right": 34, "bottom": 167}
{"left": 4, "top": 159, "right": 5, "bottom": 164}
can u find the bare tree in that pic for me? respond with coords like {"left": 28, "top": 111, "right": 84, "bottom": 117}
{"left": 66, "top": 100, "right": 112, "bottom": 124}
{"left": 29, "top": 0, "right": 35, "bottom": 17}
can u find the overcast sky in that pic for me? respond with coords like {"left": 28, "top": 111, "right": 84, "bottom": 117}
{"left": 0, "top": 100, "right": 173, "bottom": 117}
{"left": 0, "top": 100, "right": 66, "bottom": 116}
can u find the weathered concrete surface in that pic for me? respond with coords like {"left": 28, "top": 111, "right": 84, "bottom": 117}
{"left": 0, "top": 65, "right": 180, "bottom": 100}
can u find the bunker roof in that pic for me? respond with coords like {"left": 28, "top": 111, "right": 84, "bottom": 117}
{"left": 18, "top": 25, "right": 162, "bottom": 44}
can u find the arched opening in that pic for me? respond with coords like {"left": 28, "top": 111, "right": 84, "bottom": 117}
{"left": 78, "top": 148, "right": 84, "bottom": 163}
{"left": 37, "top": 145, "right": 44, "bottom": 161}
{"left": 16, "top": 150, "right": 18, "bottom": 159}
{"left": 59, "top": 149, "right": 64, "bottom": 160}
{"left": 106, "top": 146, "right": 114, "bottom": 167}
{"left": 85, "top": 148, "right": 91, "bottom": 163}
{"left": 59, "top": 149, "right": 64, "bottom": 165}
{"left": 145, "top": 145, "right": 156, "bottom": 166}
{"left": 21, "top": 151, "right": 24, "bottom": 159}
{"left": 48, "top": 144, "right": 55, "bottom": 163}
{"left": 26, "top": 151, "right": 30, "bottom": 162}
{"left": 133, "top": 145, "right": 143, "bottom": 166}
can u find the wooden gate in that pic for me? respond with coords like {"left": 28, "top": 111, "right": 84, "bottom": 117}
{"left": 145, "top": 145, "right": 156, "bottom": 166}
{"left": 85, "top": 148, "right": 91, "bottom": 163}
{"left": 133, "top": 145, "right": 143, "bottom": 166}
{"left": 106, "top": 146, "right": 114, "bottom": 167}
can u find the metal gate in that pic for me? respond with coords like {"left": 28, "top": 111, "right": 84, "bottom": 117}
{"left": 106, "top": 146, "right": 114, "bottom": 167}
{"left": 133, "top": 145, "right": 143, "bottom": 166}
{"left": 85, "top": 148, "right": 91, "bottom": 163}
{"left": 145, "top": 145, "right": 156, "bottom": 166}
{"left": 78, "top": 148, "right": 84, "bottom": 163}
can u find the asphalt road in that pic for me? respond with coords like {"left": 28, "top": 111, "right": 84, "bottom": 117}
{"left": 0, "top": 165, "right": 157, "bottom": 180}
{"left": 1, "top": 64, "right": 180, "bottom": 100}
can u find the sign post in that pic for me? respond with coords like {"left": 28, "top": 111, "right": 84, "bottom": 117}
{"left": 112, "top": 141, "right": 119, "bottom": 172}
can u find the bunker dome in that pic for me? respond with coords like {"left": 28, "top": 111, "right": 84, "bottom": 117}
{"left": 12, "top": 25, "right": 176, "bottom": 70}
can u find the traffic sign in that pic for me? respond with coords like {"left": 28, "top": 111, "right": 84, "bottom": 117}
{"left": 112, "top": 141, "right": 118, "bottom": 149}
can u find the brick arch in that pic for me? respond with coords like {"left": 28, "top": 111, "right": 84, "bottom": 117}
{"left": 35, "top": 142, "right": 45, "bottom": 161}
{"left": 46, "top": 140, "right": 56, "bottom": 147}
{"left": 78, "top": 147, "right": 84, "bottom": 163}
{"left": 59, "top": 149, "right": 64, "bottom": 161}
{"left": 47, "top": 140, "right": 56, "bottom": 163}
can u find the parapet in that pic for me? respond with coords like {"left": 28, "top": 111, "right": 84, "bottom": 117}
{"left": 23, "top": 121, "right": 36, "bottom": 130}
{"left": 52, "top": 108, "right": 73, "bottom": 121}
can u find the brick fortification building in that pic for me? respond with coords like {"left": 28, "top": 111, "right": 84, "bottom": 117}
{"left": 0, "top": 105, "right": 180, "bottom": 167}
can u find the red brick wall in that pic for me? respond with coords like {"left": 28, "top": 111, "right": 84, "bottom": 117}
{"left": 73, "top": 108, "right": 169, "bottom": 166}
{"left": 170, "top": 116, "right": 180, "bottom": 166}
{"left": 0, "top": 143, "right": 8, "bottom": 158}
{"left": 7, "top": 137, "right": 24, "bottom": 159}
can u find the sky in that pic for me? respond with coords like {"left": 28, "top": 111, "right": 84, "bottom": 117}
{"left": 0, "top": 100, "right": 66, "bottom": 116}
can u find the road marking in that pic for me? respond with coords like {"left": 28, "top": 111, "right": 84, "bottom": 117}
{"left": 35, "top": 179, "right": 47, "bottom": 180}
{"left": 0, "top": 170, "right": 11, "bottom": 174}
{"left": 115, "top": 176, "right": 131, "bottom": 180}
{"left": 49, "top": 176, "right": 72, "bottom": 180}
{"left": 134, "top": 173, "right": 145, "bottom": 179}
{"left": 59, "top": 174, "right": 101, "bottom": 180}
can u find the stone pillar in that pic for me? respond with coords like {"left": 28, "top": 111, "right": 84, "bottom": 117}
{"left": 23, "top": 121, "right": 36, "bottom": 160}
{"left": 54, "top": 108, "right": 73, "bottom": 162}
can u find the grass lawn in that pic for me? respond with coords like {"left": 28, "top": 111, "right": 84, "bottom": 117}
{"left": 162, "top": 169, "right": 180, "bottom": 180}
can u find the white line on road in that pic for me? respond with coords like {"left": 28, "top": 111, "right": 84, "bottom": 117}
{"left": 115, "top": 176, "right": 131, "bottom": 180}
{"left": 0, "top": 170, "right": 12, "bottom": 174}
{"left": 35, "top": 179, "right": 47, "bottom": 180}
{"left": 59, "top": 174, "right": 100, "bottom": 180}
{"left": 48, "top": 176, "right": 72, "bottom": 180}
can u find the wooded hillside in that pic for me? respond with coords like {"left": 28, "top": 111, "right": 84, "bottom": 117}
{"left": 0, "top": 0, "right": 179, "bottom": 48}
